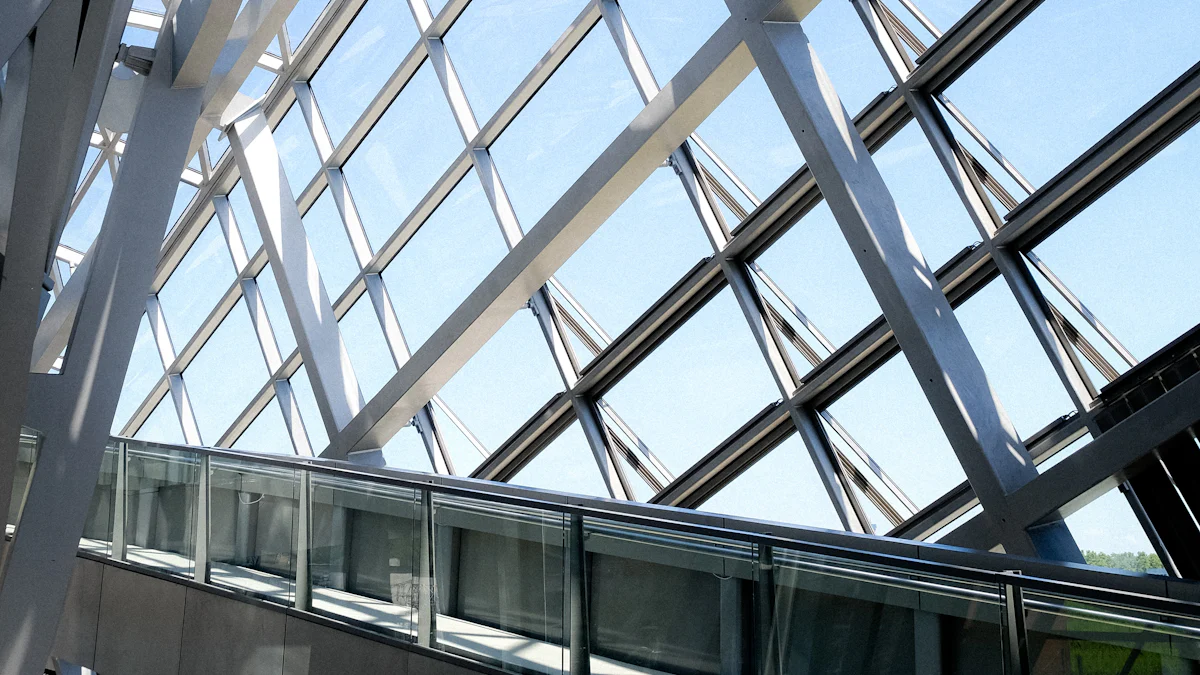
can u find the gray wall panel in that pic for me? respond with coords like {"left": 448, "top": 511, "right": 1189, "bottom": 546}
{"left": 48, "top": 557, "right": 104, "bottom": 671}
{"left": 178, "top": 587, "right": 286, "bottom": 675}
{"left": 93, "top": 564, "right": 187, "bottom": 675}
{"left": 281, "top": 614, "right": 408, "bottom": 675}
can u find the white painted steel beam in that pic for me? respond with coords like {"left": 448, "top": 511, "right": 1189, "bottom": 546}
{"left": 0, "top": 0, "right": 52, "bottom": 65}
{"left": 729, "top": 0, "right": 1079, "bottom": 560}
{"left": 0, "top": 22, "right": 204, "bottom": 673}
{"left": 172, "top": 0, "right": 242, "bottom": 87}
{"left": 323, "top": 17, "right": 756, "bottom": 458}
{"left": 228, "top": 107, "right": 364, "bottom": 438}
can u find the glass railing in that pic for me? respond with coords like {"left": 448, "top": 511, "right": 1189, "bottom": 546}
{"left": 8, "top": 435, "right": 1200, "bottom": 675}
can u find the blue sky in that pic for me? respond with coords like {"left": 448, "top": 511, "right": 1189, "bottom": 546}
{"left": 92, "top": 0, "right": 1200, "bottom": 556}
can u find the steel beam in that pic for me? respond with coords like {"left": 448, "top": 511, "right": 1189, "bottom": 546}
{"left": 0, "top": 0, "right": 132, "bottom": 582}
{"left": 227, "top": 107, "right": 365, "bottom": 438}
{"left": 730, "top": 0, "right": 1079, "bottom": 560}
{"left": 0, "top": 0, "right": 51, "bottom": 65}
{"left": 322, "top": 17, "right": 756, "bottom": 457}
{"left": 0, "top": 21, "right": 204, "bottom": 671}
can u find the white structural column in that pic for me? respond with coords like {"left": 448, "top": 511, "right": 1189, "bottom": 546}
{"left": 0, "top": 39, "right": 34, "bottom": 255}
{"left": 0, "top": 21, "right": 206, "bottom": 673}
{"left": 324, "top": 17, "right": 756, "bottom": 458}
{"left": 0, "top": 0, "right": 132, "bottom": 577}
{"left": 729, "top": 0, "right": 1080, "bottom": 560}
{"left": 291, "top": 82, "right": 453, "bottom": 470}
{"left": 413, "top": 0, "right": 631, "bottom": 498}
{"left": 600, "top": 0, "right": 868, "bottom": 528}
{"left": 227, "top": 107, "right": 366, "bottom": 440}
{"left": 0, "top": 0, "right": 52, "bottom": 65}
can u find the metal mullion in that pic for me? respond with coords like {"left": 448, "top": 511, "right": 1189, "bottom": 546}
{"left": 296, "top": 78, "right": 455, "bottom": 472}
{"left": 420, "top": 5, "right": 632, "bottom": 497}
{"left": 145, "top": 295, "right": 203, "bottom": 444}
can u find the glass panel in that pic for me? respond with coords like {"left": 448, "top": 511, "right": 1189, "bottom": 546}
{"left": 185, "top": 299, "right": 270, "bottom": 444}
{"left": 618, "top": 0, "right": 729, "bottom": 86}
{"left": 285, "top": 0, "right": 328, "bottom": 49}
{"left": 944, "top": 0, "right": 1200, "bottom": 189}
{"left": 308, "top": 474, "right": 420, "bottom": 638}
{"left": 228, "top": 180, "right": 262, "bottom": 256}
{"left": 255, "top": 264, "right": 299, "bottom": 358}
{"left": 799, "top": 0, "right": 896, "bottom": 117}
{"left": 822, "top": 352, "right": 963, "bottom": 511}
{"left": 134, "top": 395, "right": 186, "bottom": 445}
{"left": 167, "top": 182, "right": 198, "bottom": 235}
{"left": 435, "top": 310, "right": 565, "bottom": 455}
{"left": 81, "top": 442, "right": 120, "bottom": 555}
{"left": 338, "top": 295, "right": 395, "bottom": 401}
{"left": 290, "top": 364, "right": 329, "bottom": 451}
{"left": 553, "top": 167, "right": 711, "bottom": 353}
{"left": 275, "top": 102, "right": 323, "bottom": 192}
{"left": 124, "top": 443, "right": 200, "bottom": 577}
{"left": 1066, "top": 486, "right": 1160, "bottom": 574}
{"left": 582, "top": 516, "right": 752, "bottom": 675}
{"left": 1023, "top": 588, "right": 1200, "bottom": 674}
{"left": 60, "top": 155, "right": 114, "bottom": 252}
{"left": 489, "top": 27, "right": 643, "bottom": 226}
{"left": 6, "top": 428, "right": 41, "bottom": 536}
{"left": 599, "top": 287, "right": 780, "bottom": 477}
{"left": 301, "top": 189, "right": 359, "bottom": 298}
{"left": 1030, "top": 124, "right": 1200, "bottom": 366}
{"left": 232, "top": 401, "right": 296, "bottom": 455}
{"left": 112, "top": 316, "right": 163, "bottom": 433}
{"left": 381, "top": 172, "right": 508, "bottom": 353}
{"left": 510, "top": 422, "right": 612, "bottom": 499}
{"left": 694, "top": 69, "right": 803, "bottom": 208}
{"left": 380, "top": 424, "right": 434, "bottom": 473}
{"left": 208, "top": 127, "right": 230, "bottom": 168}
{"left": 310, "top": 0, "right": 420, "bottom": 144}
{"left": 159, "top": 216, "right": 236, "bottom": 347}
{"left": 433, "top": 492, "right": 567, "bottom": 674}
{"left": 955, "top": 280, "right": 1075, "bottom": 439}
{"left": 443, "top": 0, "right": 584, "bottom": 124}
{"left": 343, "top": 64, "right": 462, "bottom": 248}
{"left": 700, "top": 432, "right": 845, "bottom": 531}
{"left": 769, "top": 545, "right": 1005, "bottom": 675}
{"left": 209, "top": 457, "right": 299, "bottom": 604}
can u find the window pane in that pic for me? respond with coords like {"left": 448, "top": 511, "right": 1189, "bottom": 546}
{"left": 600, "top": 288, "right": 780, "bottom": 476}
{"left": 343, "top": 64, "right": 463, "bottom": 248}
{"left": 1067, "top": 485, "right": 1158, "bottom": 571}
{"left": 945, "top": 0, "right": 1200, "bottom": 188}
{"left": 310, "top": 0, "right": 420, "bottom": 144}
{"left": 285, "top": 0, "right": 328, "bottom": 49}
{"left": 1030, "top": 124, "right": 1200, "bottom": 362}
{"left": 381, "top": 172, "right": 508, "bottom": 353}
{"left": 437, "top": 310, "right": 565, "bottom": 453}
{"left": 380, "top": 424, "right": 433, "bottom": 472}
{"left": 822, "top": 353, "right": 962, "bottom": 509}
{"left": 167, "top": 182, "right": 198, "bottom": 235}
{"left": 444, "top": 0, "right": 584, "bottom": 124}
{"left": 134, "top": 396, "right": 185, "bottom": 445}
{"left": 61, "top": 159, "right": 113, "bottom": 252}
{"left": 554, "top": 167, "right": 711, "bottom": 352}
{"left": 618, "top": 0, "right": 729, "bottom": 86}
{"left": 490, "top": 27, "right": 642, "bottom": 226}
{"left": 255, "top": 264, "right": 298, "bottom": 358}
{"left": 301, "top": 189, "right": 359, "bottom": 298}
{"left": 799, "top": 0, "right": 895, "bottom": 117}
{"left": 232, "top": 401, "right": 295, "bottom": 455}
{"left": 228, "top": 180, "right": 262, "bottom": 256}
{"left": 159, "top": 216, "right": 235, "bottom": 347}
{"left": 184, "top": 300, "right": 269, "bottom": 443}
{"left": 700, "top": 433, "right": 844, "bottom": 530}
{"left": 338, "top": 295, "right": 395, "bottom": 401}
{"left": 511, "top": 422, "right": 611, "bottom": 499}
{"left": 275, "top": 102, "right": 322, "bottom": 193}
{"left": 113, "top": 316, "right": 164, "bottom": 433}
{"left": 290, "top": 363, "right": 329, "bottom": 450}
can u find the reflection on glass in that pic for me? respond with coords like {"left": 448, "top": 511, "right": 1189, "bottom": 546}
{"left": 1023, "top": 589, "right": 1200, "bottom": 674}
{"left": 308, "top": 474, "right": 420, "bottom": 639}
{"left": 81, "top": 442, "right": 121, "bottom": 556}
{"left": 123, "top": 444, "right": 200, "bottom": 577}
{"left": 209, "top": 458, "right": 298, "bottom": 604}
{"left": 432, "top": 493, "right": 568, "bottom": 674}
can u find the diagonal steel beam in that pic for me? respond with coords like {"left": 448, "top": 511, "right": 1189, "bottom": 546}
{"left": 323, "top": 17, "right": 756, "bottom": 458}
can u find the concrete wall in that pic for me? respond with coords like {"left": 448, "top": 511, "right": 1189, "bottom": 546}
{"left": 49, "top": 556, "right": 497, "bottom": 675}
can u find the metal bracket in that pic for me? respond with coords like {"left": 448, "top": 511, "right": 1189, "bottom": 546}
{"left": 116, "top": 44, "right": 155, "bottom": 76}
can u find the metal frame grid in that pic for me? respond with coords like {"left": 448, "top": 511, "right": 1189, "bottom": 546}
{"left": 15, "top": 0, "right": 1200, "bottom": 558}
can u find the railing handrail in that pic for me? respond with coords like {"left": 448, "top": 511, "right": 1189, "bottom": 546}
{"left": 107, "top": 435, "right": 1200, "bottom": 621}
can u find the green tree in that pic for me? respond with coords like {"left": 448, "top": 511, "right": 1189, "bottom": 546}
{"left": 1083, "top": 550, "right": 1164, "bottom": 573}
